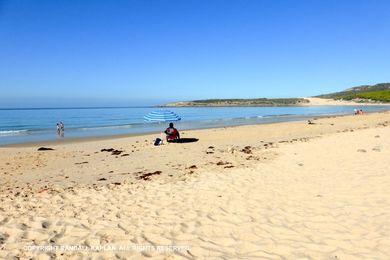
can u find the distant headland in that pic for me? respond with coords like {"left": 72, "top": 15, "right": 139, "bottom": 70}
{"left": 162, "top": 83, "right": 390, "bottom": 107}
{"left": 163, "top": 98, "right": 309, "bottom": 107}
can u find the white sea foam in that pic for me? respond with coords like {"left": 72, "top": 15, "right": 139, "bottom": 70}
{"left": 0, "top": 130, "right": 29, "bottom": 136}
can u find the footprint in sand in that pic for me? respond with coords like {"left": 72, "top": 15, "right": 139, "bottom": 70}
{"left": 41, "top": 221, "right": 51, "bottom": 229}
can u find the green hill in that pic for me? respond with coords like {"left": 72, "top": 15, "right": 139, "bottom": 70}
{"left": 164, "top": 98, "right": 309, "bottom": 107}
{"left": 317, "top": 83, "right": 390, "bottom": 103}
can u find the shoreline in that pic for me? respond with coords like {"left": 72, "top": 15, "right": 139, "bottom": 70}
{"left": 2, "top": 108, "right": 389, "bottom": 148}
{"left": 0, "top": 113, "right": 364, "bottom": 148}
{"left": 2, "top": 101, "right": 390, "bottom": 148}
{"left": 1, "top": 110, "right": 389, "bottom": 190}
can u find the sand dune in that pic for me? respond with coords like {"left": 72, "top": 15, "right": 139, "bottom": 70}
{"left": 305, "top": 97, "right": 390, "bottom": 106}
{"left": 0, "top": 112, "right": 389, "bottom": 258}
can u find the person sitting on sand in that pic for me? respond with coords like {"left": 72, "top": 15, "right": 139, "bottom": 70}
{"left": 165, "top": 123, "right": 180, "bottom": 142}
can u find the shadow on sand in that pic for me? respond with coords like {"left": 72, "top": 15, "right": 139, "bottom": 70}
{"left": 171, "top": 138, "right": 199, "bottom": 143}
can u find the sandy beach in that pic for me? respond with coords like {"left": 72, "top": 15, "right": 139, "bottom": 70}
{"left": 1, "top": 111, "right": 390, "bottom": 259}
{"left": 305, "top": 97, "right": 390, "bottom": 106}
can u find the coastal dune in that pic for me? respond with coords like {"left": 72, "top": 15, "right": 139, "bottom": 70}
{"left": 0, "top": 112, "right": 389, "bottom": 258}
{"left": 304, "top": 97, "right": 390, "bottom": 106}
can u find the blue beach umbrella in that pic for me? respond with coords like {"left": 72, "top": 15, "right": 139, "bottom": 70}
{"left": 144, "top": 110, "right": 181, "bottom": 122}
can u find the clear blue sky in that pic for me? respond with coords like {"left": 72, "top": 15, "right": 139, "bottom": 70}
{"left": 1, "top": 0, "right": 389, "bottom": 107}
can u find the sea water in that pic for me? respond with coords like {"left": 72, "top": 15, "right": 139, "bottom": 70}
{"left": 0, "top": 105, "right": 388, "bottom": 145}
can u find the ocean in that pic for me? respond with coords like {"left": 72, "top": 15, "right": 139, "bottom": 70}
{"left": 0, "top": 105, "right": 388, "bottom": 145}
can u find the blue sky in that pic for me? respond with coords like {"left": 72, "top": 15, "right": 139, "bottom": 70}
{"left": 0, "top": 0, "right": 389, "bottom": 107}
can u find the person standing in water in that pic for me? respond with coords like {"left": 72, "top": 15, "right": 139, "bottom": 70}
{"left": 59, "top": 122, "right": 65, "bottom": 137}
{"left": 56, "top": 123, "right": 61, "bottom": 135}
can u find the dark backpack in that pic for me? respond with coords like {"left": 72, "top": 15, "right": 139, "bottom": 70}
{"left": 154, "top": 138, "right": 162, "bottom": 146}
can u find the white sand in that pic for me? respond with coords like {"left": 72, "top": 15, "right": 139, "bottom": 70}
{"left": 305, "top": 97, "right": 390, "bottom": 106}
{"left": 0, "top": 112, "right": 389, "bottom": 259}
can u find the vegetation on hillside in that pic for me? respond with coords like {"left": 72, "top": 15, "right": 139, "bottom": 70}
{"left": 337, "top": 90, "right": 390, "bottom": 102}
{"left": 164, "top": 98, "right": 309, "bottom": 107}
{"left": 317, "top": 83, "right": 390, "bottom": 103}
{"left": 163, "top": 83, "right": 390, "bottom": 107}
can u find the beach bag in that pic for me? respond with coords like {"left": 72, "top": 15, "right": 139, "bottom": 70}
{"left": 154, "top": 138, "right": 163, "bottom": 146}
